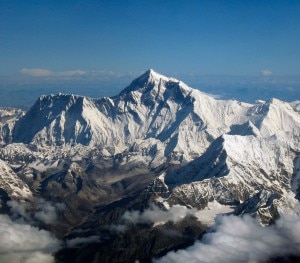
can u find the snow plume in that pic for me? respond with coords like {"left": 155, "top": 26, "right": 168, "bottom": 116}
{"left": 122, "top": 204, "right": 197, "bottom": 225}
{"left": 156, "top": 214, "right": 300, "bottom": 263}
{"left": 7, "top": 199, "right": 65, "bottom": 224}
{"left": 0, "top": 214, "right": 61, "bottom": 263}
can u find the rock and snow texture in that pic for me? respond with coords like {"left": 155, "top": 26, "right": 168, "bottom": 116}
{"left": 0, "top": 107, "right": 23, "bottom": 145}
{"left": 154, "top": 134, "right": 295, "bottom": 200}
{"left": 0, "top": 159, "right": 32, "bottom": 199}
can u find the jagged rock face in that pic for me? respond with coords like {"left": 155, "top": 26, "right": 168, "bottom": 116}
{"left": 0, "top": 107, "right": 24, "bottom": 144}
{"left": 0, "top": 159, "right": 32, "bottom": 199}
{"left": 12, "top": 95, "right": 98, "bottom": 146}
{"left": 234, "top": 190, "right": 280, "bottom": 224}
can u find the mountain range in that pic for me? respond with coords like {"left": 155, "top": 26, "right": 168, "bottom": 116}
{"left": 0, "top": 69, "right": 299, "bottom": 262}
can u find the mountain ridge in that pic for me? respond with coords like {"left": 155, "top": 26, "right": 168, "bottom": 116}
{"left": 10, "top": 70, "right": 254, "bottom": 160}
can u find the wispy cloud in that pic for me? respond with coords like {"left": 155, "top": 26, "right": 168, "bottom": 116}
{"left": 156, "top": 214, "right": 300, "bottom": 263}
{"left": 33, "top": 199, "right": 66, "bottom": 225}
{"left": 20, "top": 68, "right": 53, "bottom": 77}
{"left": 20, "top": 68, "right": 136, "bottom": 80}
{"left": 261, "top": 69, "right": 273, "bottom": 77}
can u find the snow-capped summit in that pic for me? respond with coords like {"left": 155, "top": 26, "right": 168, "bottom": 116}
{"left": 120, "top": 69, "right": 181, "bottom": 95}
{"left": 119, "top": 69, "right": 193, "bottom": 106}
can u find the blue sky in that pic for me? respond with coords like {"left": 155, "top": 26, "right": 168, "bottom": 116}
{"left": 0, "top": 0, "right": 300, "bottom": 107}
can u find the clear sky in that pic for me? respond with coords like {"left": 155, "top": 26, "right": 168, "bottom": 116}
{"left": 0, "top": 0, "right": 300, "bottom": 107}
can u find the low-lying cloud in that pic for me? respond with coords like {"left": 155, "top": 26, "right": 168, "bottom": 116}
{"left": 122, "top": 204, "right": 197, "bottom": 225}
{"left": 34, "top": 199, "right": 65, "bottom": 224}
{"left": 7, "top": 199, "right": 65, "bottom": 225}
{"left": 156, "top": 214, "right": 300, "bottom": 263}
{"left": 108, "top": 204, "right": 198, "bottom": 233}
{"left": 0, "top": 214, "right": 61, "bottom": 263}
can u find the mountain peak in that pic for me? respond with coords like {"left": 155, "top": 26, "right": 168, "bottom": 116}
{"left": 119, "top": 69, "right": 187, "bottom": 96}
{"left": 144, "top": 69, "right": 175, "bottom": 82}
{"left": 146, "top": 69, "right": 181, "bottom": 84}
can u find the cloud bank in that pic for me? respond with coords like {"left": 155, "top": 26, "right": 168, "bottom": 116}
{"left": 0, "top": 214, "right": 61, "bottom": 263}
{"left": 156, "top": 214, "right": 300, "bottom": 263}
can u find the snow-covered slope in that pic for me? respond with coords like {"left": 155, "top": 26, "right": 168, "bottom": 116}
{"left": 248, "top": 98, "right": 300, "bottom": 145}
{"left": 151, "top": 133, "right": 298, "bottom": 223}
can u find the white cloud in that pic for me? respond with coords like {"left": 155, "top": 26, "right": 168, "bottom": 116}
{"left": 156, "top": 214, "right": 300, "bottom": 263}
{"left": 0, "top": 214, "right": 61, "bottom": 263}
{"left": 261, "top": 69, "right": 273, "bottom": 77}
